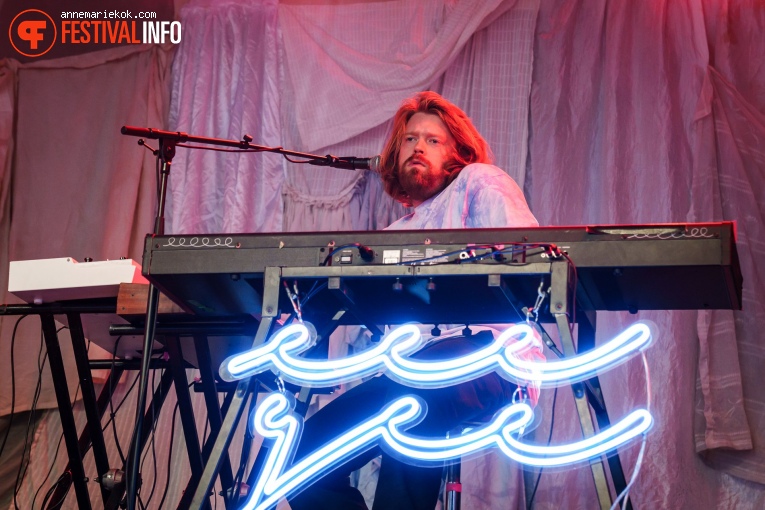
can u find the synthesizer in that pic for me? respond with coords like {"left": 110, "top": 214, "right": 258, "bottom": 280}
{"left": 141, "top": 222, "right": 741, "bottom": 324}
{"left": 7, "top": 258, "right": 151, "bottom": 358}
{"left": 9, "top": 257, "right": 148, "bottom": 304}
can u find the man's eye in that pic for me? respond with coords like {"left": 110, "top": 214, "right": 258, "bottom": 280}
{"left": 428, "top": 139, "right": 440, "bottom": 145}
{"left": 404, "top": 136, "right": 416, "bottom": 142}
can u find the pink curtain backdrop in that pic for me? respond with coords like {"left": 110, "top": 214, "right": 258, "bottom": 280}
{"left": 1, "top": 0, "right": 763, "bottom": 508}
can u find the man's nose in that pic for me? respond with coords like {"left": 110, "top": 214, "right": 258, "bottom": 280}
{"left": 413, "top": 138, "right": 426, "bottom": 153}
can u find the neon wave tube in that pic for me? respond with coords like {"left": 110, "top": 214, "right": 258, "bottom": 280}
{"left": 240, "top": 392, "right": 652, "bottom": 510}
{"left": 221, "top": 322, "right": 653, "bottom": 388}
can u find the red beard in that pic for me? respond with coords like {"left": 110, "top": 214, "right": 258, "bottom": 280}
{"left": 399, "top": 155, "right": 446, "bottom": 203}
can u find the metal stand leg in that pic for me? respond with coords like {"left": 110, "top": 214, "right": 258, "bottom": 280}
{"left": 66, "top": 312, "right": 113, "bottom": 504}
{"left": 45, "top": 366, "right": 126, "bottom": 509}
{"left": 190, "top": 267, "right": 282, "bottom": 509}
{"left": 194, "top": 334, "right": 236, "bottom": 509}
{"left": 105, "top": 369, "right": 176, "bottom": 510}
{"left": 190, "top": 374, "right": 259, "bottom": 509}
{"left": 543, "top": 259, "right": 632, "bottom": 509}
{"left": 554, "top": 313, "right": 612, "bottom": 510}
{"left": 443, "top": 458, "right": 461, "bottom": 510}
{"left": 165, "top": 335, "right": 209, "bottom": 510}
{"left": 576, "top": 312, "right": 632, "bottom": 510}
{"left": 40, "top": 313, "right": 92, "bottom": 510}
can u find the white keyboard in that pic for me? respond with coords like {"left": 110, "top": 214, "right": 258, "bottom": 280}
{"left": 8, "top": 257, "right": 148, "bottom": 304}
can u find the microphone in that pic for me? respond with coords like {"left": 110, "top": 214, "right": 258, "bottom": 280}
{"left": 308, "top": 155, "right": 381, "bottom": 172}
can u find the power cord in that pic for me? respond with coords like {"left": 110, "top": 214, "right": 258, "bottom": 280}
{"left": 609, "top": 351, "right": 651, "bottom": 510}
{"left": 0, "top": 315, "right": 30, "bottom": 459}
{"left": 13, "top": 325, "right": 54, "bottom": 508}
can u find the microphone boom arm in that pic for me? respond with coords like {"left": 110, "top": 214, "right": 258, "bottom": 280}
{"left": 121, "top": 126, "right": 378, "bottom": 171}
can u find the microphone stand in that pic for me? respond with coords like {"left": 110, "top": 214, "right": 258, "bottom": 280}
{"left": 123, "top": 129, "right": 177, "bottom": 510}
{"left": 119, "top": 126, "right": 368, "bottom": 510}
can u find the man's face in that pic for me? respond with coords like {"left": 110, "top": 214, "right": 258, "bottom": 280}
{"left": 397, "top": 112, "right": 456, "bottom": 206}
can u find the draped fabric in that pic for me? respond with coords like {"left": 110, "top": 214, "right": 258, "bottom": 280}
{"left": 0, "top": 60, "right": 16, "bottom": 343}
{"left": 2, "top": 0, "right": 765, "bottom": 508}
{"left": 168, "top": 0, "right": 538, "bottom": 235}
{"left": 0, "top": 44, "right": 175, "bottom": 507}
{"left": 0, "top": 45, "right": 172, "bottom": 417}
{"left": 528, "top": 2, "right": 765, "bottom": 508}
{"left": 278, "top": 0, "right": 519, "bottom": 152}
{"left": 694, "top": 65, "right": 765, "bottom": 484}
{"left": 166, "top": 0, "right": 284, "bottom": 234}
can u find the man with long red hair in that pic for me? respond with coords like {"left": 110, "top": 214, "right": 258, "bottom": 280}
{"left": 289, "top": 91, "right": 541, "bottom": 510}
{"left": 378, "top": 91, "right": 537, "bottom": 228}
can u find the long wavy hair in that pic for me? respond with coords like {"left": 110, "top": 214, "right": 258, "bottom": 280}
{"left": 379, "top": 91, "right": 492, "bottom": 206}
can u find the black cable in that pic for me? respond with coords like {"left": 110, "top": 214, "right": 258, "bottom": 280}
{"left": 156, "top": 400, "right": 181, "bottom": 510}
{"left": 145, "top": 378, "right": 194, "bottom": 508}
{"left": 39, "top": 475, "right": 61, "bottom": 509}
{"left": 102, "top": 372, "right": 142, "bottom": 431}
{"left": 526, "top": 386, "right": 558, "bottom": 510}
{"left": 230, "top": 391, "right": 258, "bottom": 508}
{"left": 40, "top": 471, "right": 71, "bottom": 509}
{"left": 156, "top": 380, "right": 194, "bottom": 510}
{"left": 205, "top": 410, "right": 218, "bottom": 509}
{"left": 295, "top": 281, "right": 326, "bottom": 310}
{"left": 13, "top": 326, "right": 52, "bottom": 508}
{"left": 202, "top": 414, "right": 209, "bottom": 447}
{"left": 176, "top": 143, "right": 268, "bottom": 154}
{"left": 321, "top": 243, "right": 375, "bottom": 266}
{"left": 31, "top": 429, "right": 66, "bottom": 509}
{"left": 559, "top": 250, "right": 579, "bottom": 329}
{"left": 138, "top": 370, "right": 156, "bottom": 490}
{"left": 0, "top": 315, "right": 29, "bottom": 459}
{"left": 393, "top": 242, "right": 554, "bottom": 266}
{"left": 107, "top": 337, "right": 127, "bottom": 464}
{"left": 280, "top": 281, "right": 326, "bottom": 327}
{"left": 282, "top": 154, "right": 312, "bottom": 164}
{"left": 141, "top": 369, "right": 162, "bottom": 508}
